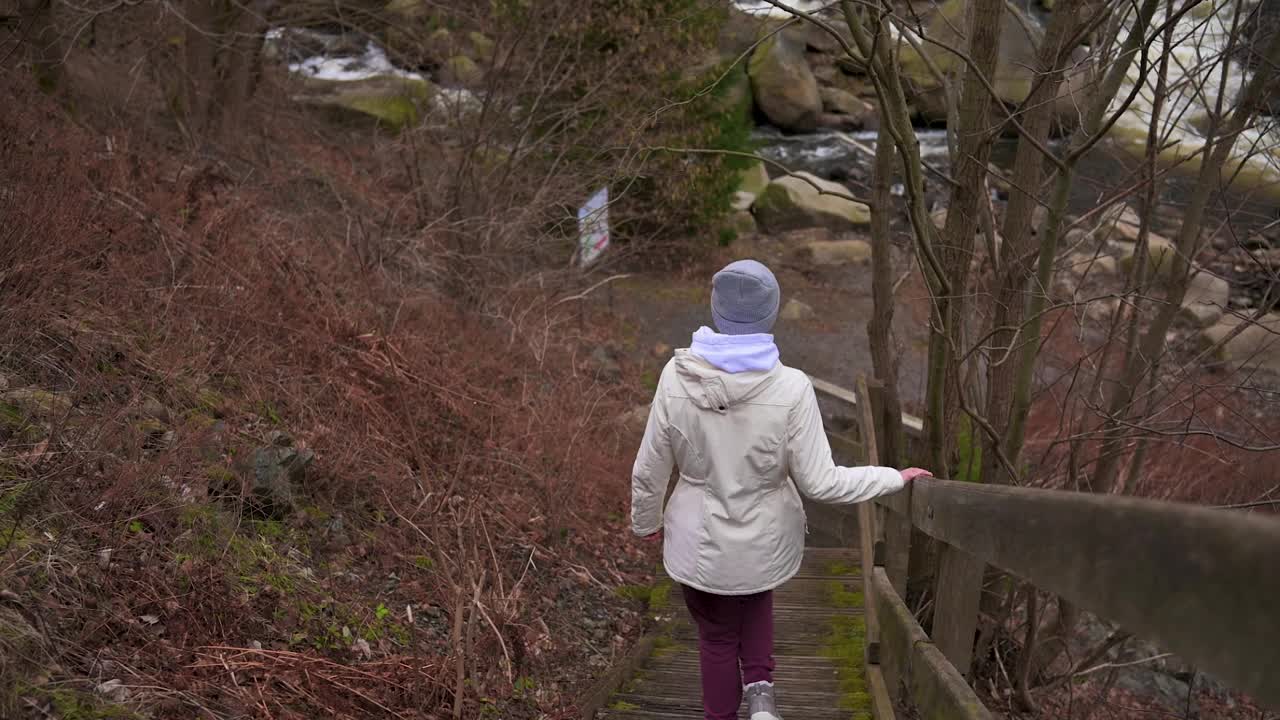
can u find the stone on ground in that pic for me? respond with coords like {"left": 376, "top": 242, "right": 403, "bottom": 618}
{"left": 1178, "top": 269, "right": 1230, "bottom": 327}
{"left": 754, "top": 172, "right": 870, "bottom": 233}
{"left": 1199, "top": 312, "right": 1280, "bottom": 373}
{"left": 294, "top": 74, "right": 434, "bottom": 128}
{"left": 800, "top": 239, "right": 873, "bottom": 266}
{"left": 1114, "top": 234, "right": 1178, "bottom": 277}
{"left": 780, "top": 298, "right": 816, "bottom": 321}
{"left": 739, "top": 161, "right": 771, "bottom": 196}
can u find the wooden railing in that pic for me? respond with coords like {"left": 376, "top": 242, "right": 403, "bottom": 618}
{"left": 815, "top": 376, "right": 1280, "bottom": 719}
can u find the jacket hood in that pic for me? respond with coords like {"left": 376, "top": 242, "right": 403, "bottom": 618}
{"left": 674, "top": 349, "right": 779, "bottom": 413}
{"left": 689, "top": 326, "right": 779, "bottom": 373}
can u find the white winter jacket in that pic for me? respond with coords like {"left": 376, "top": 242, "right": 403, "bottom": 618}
{"left": 630, "top": 343, "right": 903, "bottom": 595}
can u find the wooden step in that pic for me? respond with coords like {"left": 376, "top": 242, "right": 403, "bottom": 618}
{"left": 596, "top": 546, "right": 870, "bottom": 719}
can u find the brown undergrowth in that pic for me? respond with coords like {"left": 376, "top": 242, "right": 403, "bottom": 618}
{"left": 0, "top": 79, "right": 658, "bottom": 719}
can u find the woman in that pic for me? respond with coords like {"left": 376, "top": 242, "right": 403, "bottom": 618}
{"left": 631, "top": 259, "right": 930, "bottom": 720}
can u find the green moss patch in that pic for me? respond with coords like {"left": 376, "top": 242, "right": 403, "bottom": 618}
{"left": 822, "top": 606, "right": 872, "bottom": 716}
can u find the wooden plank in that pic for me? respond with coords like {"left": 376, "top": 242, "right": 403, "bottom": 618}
{"left": 909, "top": 477, "right": 1280, "bottom": 710}
{"left": 871, "top": 568, "right": 991, "bottom": 720}
{"left": 579, "top": 632, "right": 660, "bottom": 720}
{"left": 929, "top": 542, "right": 984, "bottom": 678}
{"left": 809, "top": 374, "right": 924, "bottom": 436}
{"left": 866, "top": 665, "right": 897, "bottom": 720}
{"left": 854, "top": 375, "right": 882, "bottom": 665}
{"left": 874, "top": 487, "right": 911, "bottom": 517}
{"left": 909, "top": 640, "right": 995, "bottom": 720}
{"left": 883, "top": 491, "right": 912, "bottom": 595}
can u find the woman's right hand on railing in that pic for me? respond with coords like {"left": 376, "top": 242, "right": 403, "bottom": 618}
{"left": 900, "top": 467, "right": 932, "bottom": 484}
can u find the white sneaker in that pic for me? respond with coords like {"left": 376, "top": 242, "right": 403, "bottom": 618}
{"left": 745, "top": 681, "right": 782, "bottom": 720}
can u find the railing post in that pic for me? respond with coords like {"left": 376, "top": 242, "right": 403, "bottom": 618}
{"left": 854, "top": 376, "right": 882, "bottom": 659}
{"left": 883, "top": 487, "right": 911, "bottom": 597}
{"left": 929, "top": 539, "right": 985, "bottom": 677}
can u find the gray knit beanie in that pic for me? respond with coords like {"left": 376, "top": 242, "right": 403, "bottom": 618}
{"left": 711, "top": 259, "right": 780, "bottom": 335}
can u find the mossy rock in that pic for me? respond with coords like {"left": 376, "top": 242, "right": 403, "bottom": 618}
{"left": 294, "top": 75, "right": 434, "bottom": 129}
{"left": 898, "top": 0, "right": 1037, "bottom": 100}
{"left": 1114, "top": 235, "right": 1178, "bottom": 277}
{"left": 1, "top": 389, "right": 72, "bottom": 420}
{"left": 441, "top": 55, "right": 483, "bottom": 85}
{"left": 738, "top": 161, "right": 770, "bottom": 196}
{"left": 467, "top": 31, "right": 495, "bottom": 60}
{"left": 754, "top": 172, "right": 871, "bottom": 233}
{"left": 748, "top": 34, "right": 822, "bottom": 132}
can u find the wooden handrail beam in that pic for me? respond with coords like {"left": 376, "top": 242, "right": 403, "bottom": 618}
{"left": 808, "top": 374, "right": 925, "bottom": 436}
{"left": 901, "top": 477, "right": 1280, "bottom": 709}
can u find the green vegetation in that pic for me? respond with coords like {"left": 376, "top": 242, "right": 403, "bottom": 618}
{"left": 826, "top": 560, "right": 859, "bottom": 577}
{"left": 615, "top": 578, "right": 673, "bottom": 612}
{"left": 15, "top": 686, "right": 138, "bottom": 719}
{"left": 822, "top": 614, "right": 871, "bottom": 714}
{"left": 824, "top": 580, "right": 865, "bottom": 609}
{"left": 955, "top": 415, "right": 982, "bottom": 483}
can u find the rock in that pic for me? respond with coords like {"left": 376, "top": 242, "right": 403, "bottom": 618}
{"left": 727, "top": 209, "right": 758, "bottom": 238}
{"left": 429, "top": 87, "right": 483, "bottom": 117}
{"left": 748, "top": 34, "right": 823, "bottom": 132}
{"left": 812, "top": 63, "right": 840, "bottom": 84}
{"left": 780, "top": 298, "right": 816, "bottom": 321}
{"left": 1178, "top": 269, "right": 1230, "bottom": 327}
{"left": 2, "top": 388, "right": 72, "bottom": 419}
{"left": 1063, "top": 227, "right": 1091, "bottom": 247}
{"left": 931, "top": 208, "right": 948, "bottom": 229}
{"left": 589, "top": 346, "right": 622, "bottom": 383}
{"left": 1065, "top": 252, "right": 1118, "bottom": 276}
{"left": 819, "top": 86, "right": 870, "bottom": 117}
{"left": 383, "top": 3, "right": 443, "bottom": 63}
{"left": 1114, "top": 235, "right": 1178, "bottom": 277}
{"left": 467, "top": 31, "right": 495, "bottom": 60}
{"left": 731, "top": 191, "right": 756, "bottom": 212}
{"left": 619, "top": 404, "right": 651, "bottom": 437}
{"left": 754, "top": 172, "right": 871, "bottom": 233}
{"left": 899, "top": 0, "right": 1090, "bottom": 125}
{"left": 1199, "top": 312, "right": 1280, "bottom": 373}
{"left": 294, "top": 74, "right": 434, "bottom": 129}
{"left": 442, "top": 55, "right": 483, "bottom": 85}
{"left": 738, "top": 161, "right": 770, "bottom": 196}
{"left": 1085, "top": 297, "right": 1122, "bottom": 324}
{"left": 815, "top": 113, "right": 865, "bottom": 131}
{"left": 249, "top": 437, "right": 316, "bottom": 518}
{"left": 800, "top": 239, "right": 873, "bottom": 266}
{"left": 95, "top": 679, "right": 129, "bottom": 703}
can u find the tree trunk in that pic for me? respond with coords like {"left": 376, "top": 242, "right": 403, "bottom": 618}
{"left": 19, "top": 0, "right": 63, "bottom": 92}
{"left": 925, "top": 0, "right": 1007, "bottom": 475}
{"left": 1091, "top": 22, "right": 1280, "bottom": 494}
{"left": 979, "top": 0, "right": 1084, "bottom": 487}
{"left": 868, "top": 113, "right": 906, "bottom": 467}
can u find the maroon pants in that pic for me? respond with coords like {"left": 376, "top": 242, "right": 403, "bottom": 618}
{"left": 682, "top": 585, "right": 776, "bottom": 720}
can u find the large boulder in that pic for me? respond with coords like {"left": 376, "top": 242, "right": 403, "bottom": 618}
{"left": 899, "top": 0, "right": 1090, "bottom": 125}
{"left": 799, "top": 239, "right": 873, "bottom": 266}
{"left": 738, "top": 161, "right": 771, "bottom": 196}
{"left": 293, "top": 74, "right": 434, "bottom": 128}
{"left": 754, "top": 172, "right": 871, "bottom": 233}
{"left": 1114, "top": 234, "right": 1178, "bottom": 277}
{"left": 749, "top": 34, "right": 823, "bottom": 132}
{"left": 1178, "top": 269, "right": 1230, "bottom": 327}
{"left": 1199, "top": 313, "right": 1280, "bottom": 373}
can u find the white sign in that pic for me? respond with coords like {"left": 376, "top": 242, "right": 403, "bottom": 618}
{"left": 577, "top": 187, "right": 610, "bottom": 266}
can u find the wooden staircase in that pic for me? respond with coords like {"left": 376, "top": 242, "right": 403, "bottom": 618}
{"left": 597, "top": 547, "right": 873, "bottom": 720}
